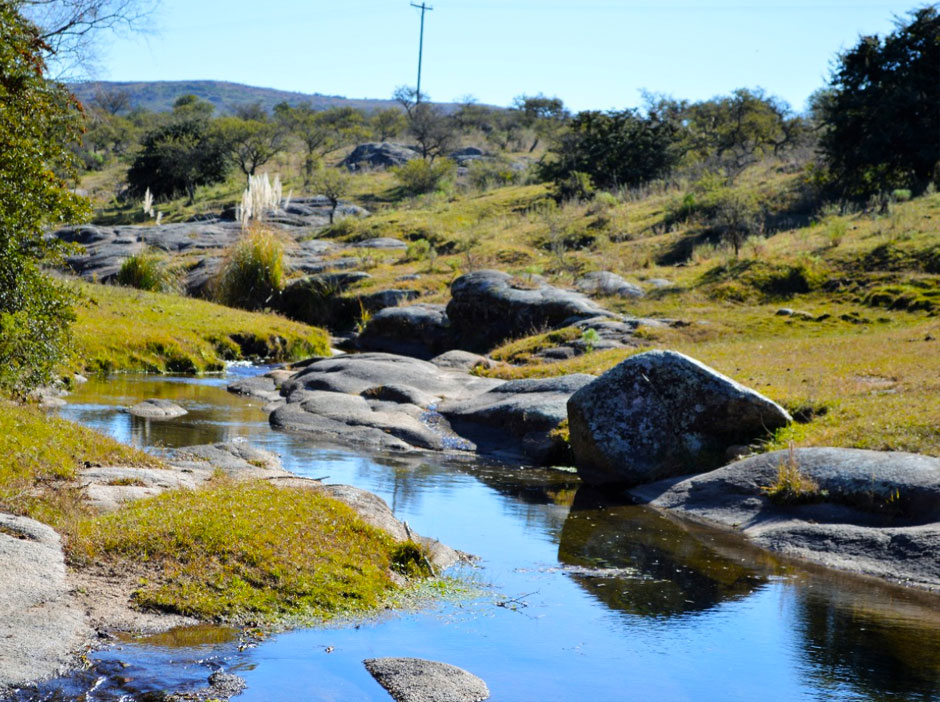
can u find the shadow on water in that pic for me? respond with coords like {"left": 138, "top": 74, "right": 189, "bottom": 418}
{"left": 558, "top": 487, "right": 765, "bottom": 618}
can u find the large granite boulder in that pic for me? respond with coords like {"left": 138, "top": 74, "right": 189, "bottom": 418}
{"left": 126, "top": 399, "right": 187, "bottom": 419}
{"left": 630, "top": 448, "right": 940, "bottom": 589}
{"left": 446, "top": 270, "right": 612, "bottom": 351}
{"left": 277, "top": 272, "right": 371, "bottom": 326}
{"left": 356, "top": 304, "right": 454, "bottom": 359}
{"left": 567, "top": 350, "right": 791, "bottom": 485}
{"left": 439, "top": 375, "right": 594, "bottom": 463}
{"left": 341, "top": 142, "right": 420, "bottom": 170}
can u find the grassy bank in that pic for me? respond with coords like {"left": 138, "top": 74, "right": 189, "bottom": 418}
{"left": 69, "top": 477, "right": 425, "bottom": 624}
{"left": 72, "top": 281, "right": 331, "bottom": 374}
{"left": 0, "top": 402, "right": 430, "bottom": 625}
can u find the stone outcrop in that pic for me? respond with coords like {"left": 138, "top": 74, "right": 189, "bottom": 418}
{"left": 567, "top": 350, "right": 791, "bottom": 485}
{"left": 445, "top": 270, "right": 612, "bottom": 351}
{"left": 363, "top": 658, "right": 490, "bottom": 702}
{"left": 355, "top": 304, "right": 453, "bottom": 359}
{"left": 629, "top": 448, "right": 940, "bottom": 590}
{"left": 341, "top": 142, "right": 420, "bottom": 170}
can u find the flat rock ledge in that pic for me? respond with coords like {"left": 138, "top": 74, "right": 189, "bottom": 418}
{"left": 629, "top": 447, "right": 940, "bottom": 590}
{"left": 244, "top": 352, "right": 589, "bottom": 464}
{"left": 364, "top": 658, "right": 490, "bottom": 702}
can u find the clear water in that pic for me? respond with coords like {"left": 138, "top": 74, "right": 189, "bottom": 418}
{"left": 23, "top": 371, "right": 940, "bottom": 701}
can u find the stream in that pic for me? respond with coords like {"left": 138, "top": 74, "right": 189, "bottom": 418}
{"left": 22, "top": 368, "right": 940, "bottom": 701}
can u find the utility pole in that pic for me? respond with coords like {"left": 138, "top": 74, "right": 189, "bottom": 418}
{"left": 410, "top": 2, "right": 433, "bottom": 103}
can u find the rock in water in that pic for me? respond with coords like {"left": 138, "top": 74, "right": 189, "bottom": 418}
{"left": 127, "top": 398, "right": 188, "bottom": 418}
{"left": 364, "top": 658, "right": 490, "bottom": 702}
{"left": 567, "top": 350, "right": 791, "bottom": 485}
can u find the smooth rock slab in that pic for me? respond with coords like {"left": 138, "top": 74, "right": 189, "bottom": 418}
{"left": 568, "top": 350, "right": 791, "bottom": 486}
{"left": 630, "top": 448, "right": 940, "bottom": 589}
{"left": 0, "top": 514, "right": 89, "bottom": 691}
{"left": 127, "top": 398, "right": 188, "bottom": 418}
{"left": 364, "top": 658, "right": 490, "bottom": 702}
{"left": 576, "top": 271, "right": 645, "bottom": 299}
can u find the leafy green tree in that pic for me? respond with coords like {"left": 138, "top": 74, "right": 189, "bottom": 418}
{"left": 369, "top": 107, "right": 407, "bottom": 141}
{"left": 0, "top": 5, "right": 90, "bottom": 395}
{"left": 274, "top": 103, "right": 363, "bottom": 187}
{"left": 214, "top": 116, "right": 284, "bottom": 177}
{"left": 817, "top": 6, "right": 940, "bottom": 199}
{"left": 126, "top": 117, "right": 228, "bottom": 201}
{"left": 540, "top": 109, "right": 679, "bottom": 191}
{"left": 513, "top": 93, "right": 569, "bottom": 152}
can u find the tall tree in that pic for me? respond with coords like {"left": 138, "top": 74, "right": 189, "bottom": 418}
{"left": 817, "top": 6, "right": 940, "bottom": 199}
{"left": 214, "top": 116, "right": 284, "bottom": 177}
{"left": 0, "top": 5, "right": 90, "bottom": 394}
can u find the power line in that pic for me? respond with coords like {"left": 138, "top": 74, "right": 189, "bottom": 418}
{"left": 410, "top": 2, "right": 433, "bottom": 102}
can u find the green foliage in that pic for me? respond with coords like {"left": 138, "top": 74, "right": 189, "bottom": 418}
{"left": 553, "top": 171, "right": 595, "bottom": 202}
{"left": 393, "top": 158, "right": 457, "bottom": 195}
{"left": 311, "top": 167, "right": 352, "bottom": 223}
{"left": 540, "top": 109, "right": 679, "bottom": 191}
{"left": 214, "top": 231, "right": 284, "bottom": 310}
{"left": 816, "top": 7, "right": 940, "bottom": 199}
{"left": 126, "top": 117, "right": 229, "bottom": 201}
{"left": 69, "top": 479, "right": 407, "bottom": 623}
{"left": 467, "top": 157, "right": 526, "bottom": 190}
{"left": 213, "top": 116, "right": 285, "bottom": 177}
{"left": 390, "top": 541, "right": 433, "bottom": 578}
{"left": 117, "top": 250, "right": 180, "bottom": 293}
{"left": 404, "top": 238, "right": 432, "bottom": 261}
{"left": 0, "top": 6, "right": 90, "bottom": 397}
{"left": 369, "top": 107, "right": 407, "bottom": 141}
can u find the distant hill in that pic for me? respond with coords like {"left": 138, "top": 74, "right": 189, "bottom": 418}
{"left": 67, "top": 80, "right": 411, "bottom": 115}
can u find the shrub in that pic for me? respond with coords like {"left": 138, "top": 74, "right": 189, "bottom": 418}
{"left": 761, "top": 446, "right": 825, "bottom": 504}
{"left": 214, "top": 231, "right": 284, "bottom": 310}
{"left": 553, "top": 171, "right": 595, "bottom": 202}
{"left": 393, "top": 158, "right": 457, "bottom": 195}
{"left": 467, "top": 157, "right": 525, "bottom": 190}
{"left": 117, "top": 250, "right": 180, "bottom": 293}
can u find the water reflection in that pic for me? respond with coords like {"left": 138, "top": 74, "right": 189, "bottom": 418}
{"left": 559, "top": 488, "right": 764, "bottom": 617}
{"left": 793, "top": 581, "right": 940, "bottom": 701}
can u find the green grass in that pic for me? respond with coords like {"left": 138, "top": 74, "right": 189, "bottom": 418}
{"left": 72, "top": 281, "right": 330, "bottom": 374}
{"left": 0, "top": 402, "right": 161, "bottom": 527}
{"left": 68, "top": 478, "right": 424, "bottom": 624}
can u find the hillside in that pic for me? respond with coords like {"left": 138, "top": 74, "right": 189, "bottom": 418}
{"left": 68, "top": 79, "right": 457, "bottom": 114}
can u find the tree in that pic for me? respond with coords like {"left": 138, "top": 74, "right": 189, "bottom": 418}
{"left": 126, "top": 118, "right": 228, "bottom": 201}
{"left": 394, "top": 86, "right": 458, "bottom": 160}
{"left": 312, "top": 167, "right": 351, "bottom": 224}
{"left": 817, "top": 6, "right": 940, "bottom": 200}
{"left": 15, "top": 0, "right": 159, "bottom": 76}
{"left": 684, "top": 88, "right": 806, "bottom": 180}
{"left": 513, "top": 93, "right": 569, "bottom": 152}
{"left": 540, "top": 109, "right": 679, "bottom": 191}
{"left": 370, "top": 107, "right": 407, "bottom": 141}
{"left": 274, "top": 102, "right": 362, "bottom": 187}
{"left": 214, "top": 116, "right": 284, "bottom": 177}
{"left": 0, "top": 5, "right": 90, "bottom": 395}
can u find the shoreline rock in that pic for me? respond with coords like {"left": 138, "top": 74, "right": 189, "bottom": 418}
{"left": 628, "top": 447, "right": 940, "bottom": 591}
{"left": 364, "top": 657, "right": 490, "bottom": 702}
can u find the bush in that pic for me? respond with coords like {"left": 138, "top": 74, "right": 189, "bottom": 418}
{"left": 467, "top": 157, "right": 525, "bottom": 190}
{"left": 117, "top": 250, "right": 180, "bottom": 293}
{"left": 393, "top": 158, "right": 456, "bottom": 195}
{"left": 214, "top": 231, "right": 284, "bottom": 310}
{"left": 553, "top": 171, "right": 595, "bottom": 202}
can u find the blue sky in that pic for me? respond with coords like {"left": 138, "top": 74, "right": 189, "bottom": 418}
{"left": 98, "top": 0, "right": 923, "bottom": 113}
